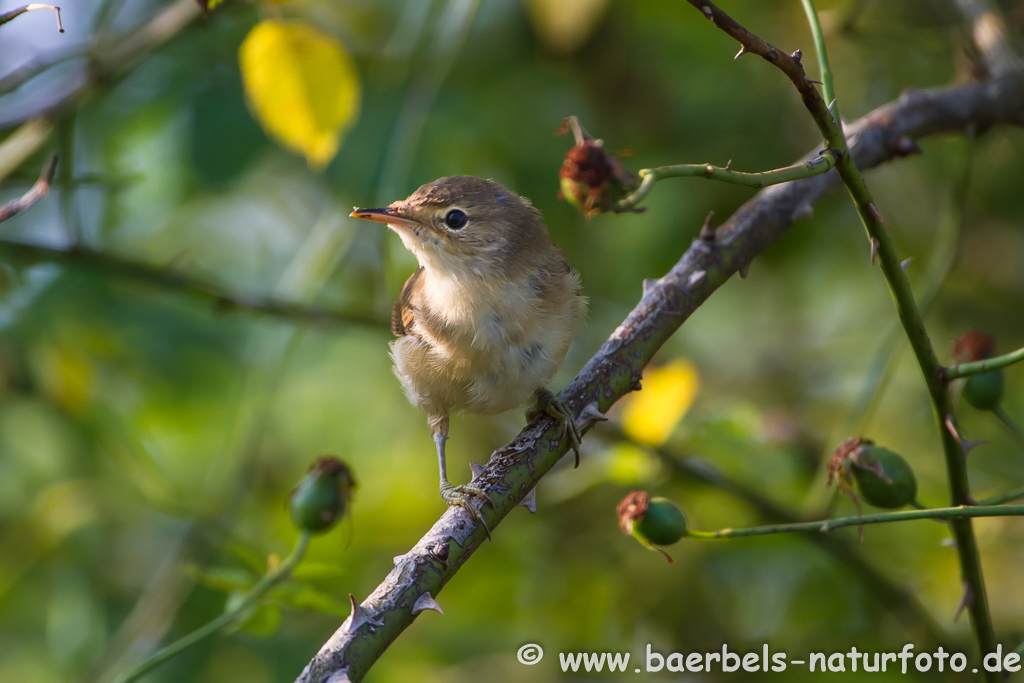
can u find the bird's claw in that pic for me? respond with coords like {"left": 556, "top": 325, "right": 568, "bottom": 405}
{"left": 440, "top": 482, "right": 493, "bottom": 538}
{"left": 528, "top": 389, "right": 583, "bottom": 468}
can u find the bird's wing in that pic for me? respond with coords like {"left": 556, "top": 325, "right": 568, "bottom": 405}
{"left": 392, "top": 266, "right": 425, "bottom": 337}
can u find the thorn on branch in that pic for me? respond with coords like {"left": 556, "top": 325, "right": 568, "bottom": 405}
{"left": 577, "top": 401, "right": 608, "bottom": 429}
{"left": 867, "top": 202, "right": 890, "bottom": 228}
{"left": 642, "top": 278, "right": 659, "bottom": 296}
{"left": 738, "top": 263, "right": 750, "bottom": 279}
{"left": 734, "top": 45, "right": 746, "bottom": 59}
{"left": 791, "top": 49, "right": 803, "bottom": 62}
{"left": 869, "top": 237, "right": 879, "bottom": 266}
{"left": 343, "top": 595, "right": 383, "bottom": 633}
{"left": 699, "top": 211, "right": 716, "bottom": 242}
{"left": 955, "top": 582, "right": 974, "bottom": 622}
{"left": 519, "top": 487, "right": 537, "bottom": 514}
{"left": 962, "top": 438, "right": 987, "bottom": 456}
{"left": 411, "top": 592, "right": 444, "bottom": 616}
{"left": 894, "top": 136, "right": 923, "bottom": 157}
{"left": 792, "top": 201, "right": 814, "bottom": 221}
{"left": 901, "top": 257, "right": 914, "bottom": 272}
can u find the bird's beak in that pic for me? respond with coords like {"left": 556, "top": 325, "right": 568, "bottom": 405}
{"left": 350, "top": 207, "right": 419, "bottom": 229}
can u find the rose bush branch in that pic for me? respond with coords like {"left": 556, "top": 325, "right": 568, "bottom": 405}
{"left": 682, "top": 0, "right": 1023, "bottom": 671}
{"left": 978, "top": 486, "right": 1024, "bottom": 506}
{"left": 0, "top": 153, "right": 56, "bottom": 223}
{"left": 0, "top": 239, "right": 388, "bottom": 328}
{"left": 955, "top": 0, "right": 1023, "bottom": 77}
{"left": 294, "top": 66, "right": 1024, "bottom": 683}
{"left": 613, "top": 149, "right": 839, "bottom": 212}
{"left": 686, "top": 505, "right": 1024, "bottom": 540}
{"left": 946, "top": 347, "right": 1024, "bottom": 380}
{"left": 799, "top": 0, "right": 837, "bottom": 117}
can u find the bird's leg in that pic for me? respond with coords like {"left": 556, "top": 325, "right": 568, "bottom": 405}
{"left": 430, "top": 414, "right": 493, "bottom": 534}
{"left": 527, "top": 388, "right": 583, "bottom": 467}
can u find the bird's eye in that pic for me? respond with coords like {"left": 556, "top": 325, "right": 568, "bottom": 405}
{"left": 444, "top": 209, "right": 468, "bottom": 230}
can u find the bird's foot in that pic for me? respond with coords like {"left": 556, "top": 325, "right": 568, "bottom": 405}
{"left": 528, "top": 388, "right": 583, "bottom": 467}
{"left": 440, "top": 481, "right": 493, "bottom": 538}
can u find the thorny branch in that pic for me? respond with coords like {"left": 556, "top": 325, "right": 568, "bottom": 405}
{"left": 0, "top": 239, "right": 389, "bottom": 328}
{"left": 294, "top": 65, "right": 1024, "bottom": 683}
{"left": 683, "top": 0, "right": 1022, "bottom": 676}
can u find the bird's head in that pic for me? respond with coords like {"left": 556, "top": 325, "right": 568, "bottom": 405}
{"left": 351, "top": 176, "right": 548, "bottom": 276}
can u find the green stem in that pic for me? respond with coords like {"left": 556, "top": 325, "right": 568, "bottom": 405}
{"left": 795, "top": 3, "right": 998, "bottom": 672}
{"left": 946, "top": 346, "right": 1024, "bottom": 379}
{"left": 686, "top": 505, "right": 1024, "bottom": 540}
{"left": 800, "top": 0, "right": 838, "bottom": 118}
{"left": 115, "top": 531, "right": 312, "bottom": 683}
{"left": 614, "top": 150, "right": 838, "bottom": 212}
{"left": 607, "top": 427, "right": 949, "bottom": 645}
{"left": 978, "top": 486, "right": 1024, "bottom": 506}
{"left": 992, "top": 405, "right": 1024, "bottom": 447}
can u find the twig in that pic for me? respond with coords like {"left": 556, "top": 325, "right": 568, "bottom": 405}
{"left": 978, "top": 486, "right": 1024, "bottom": 506}
{"left": 116, "top": 531, "right": 312, "bottom": 683}
{"left": 840, "top": 137, "right": 972, "bottom": 439}
{"left": 800, "top": 0, "right": 838, "bottom": 120}
{"left": 955, "top": 0, "right": 1023, "bottom": 77}
{"left": 603, "top": 427, "right": 949, "bottom": 646}
{"left": 0, "top": 0, "right": 203, "bottom": 171}
{"left": 293, "top": 66, "right": 1024, "bottom": 683}
{"left": 0, "top": 239, "right": 389, "bottom": 328}
{"left": 991, "top": 405, "right": 1024, "bottom": 448}
{"left": 0, "top": 3, "right": 64, "bottom": 32}
{"left": 686, "top": 505, "right": 1024, "bottom": 539}
{"left": 0, "top": 41, "right": 93, "bottom": 96}
{"left": 946, "top": 346, "right": 1024, "bottom": 380}
{"left": 0, "top": 153, "right": 57, "bottom": 223}
{"left": 613, "top": 149, "right": 839, "bottom": 212}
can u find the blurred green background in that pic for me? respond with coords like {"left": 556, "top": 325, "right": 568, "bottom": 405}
{"left": 0, "top": 0, "right": 1023, "bottom": 681}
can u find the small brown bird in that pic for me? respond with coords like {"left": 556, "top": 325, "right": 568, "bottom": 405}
{"left": 352, "top": 176, "right": 585, "bottom": 526}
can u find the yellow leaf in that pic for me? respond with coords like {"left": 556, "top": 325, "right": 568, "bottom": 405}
{"left": 239, "top": 21, "right": 361, "bottom": 168}
{"left": 525, "top": 0, "right": 610, "bottom": 54}
{"left": 620, "top": 359, "right": 700, "bottom": 447}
